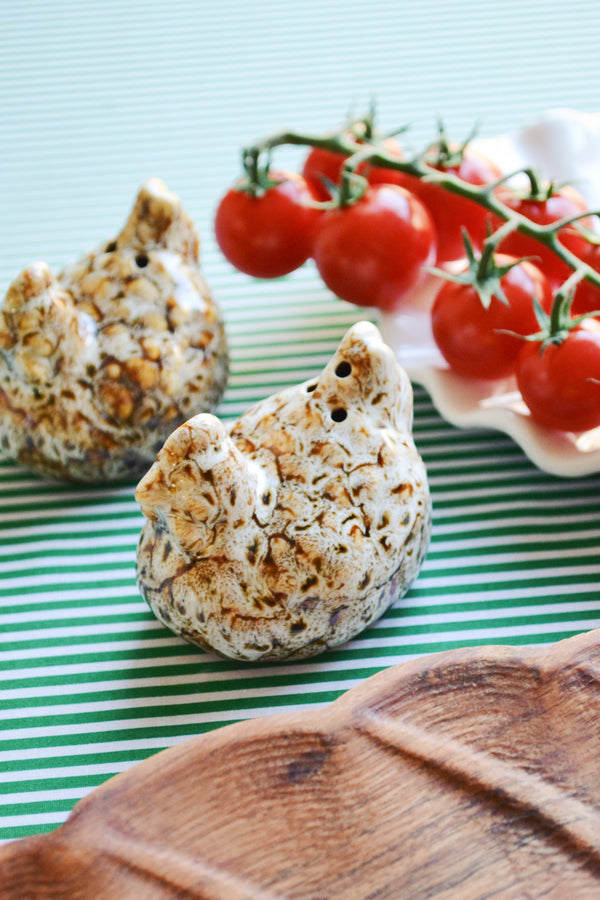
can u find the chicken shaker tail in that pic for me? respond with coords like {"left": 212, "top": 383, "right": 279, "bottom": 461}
{"left": 0, "top": 178, "right": 228, "bottom": 482}
{"left": 136, "top": 321, "right": 431, "bottom": 661}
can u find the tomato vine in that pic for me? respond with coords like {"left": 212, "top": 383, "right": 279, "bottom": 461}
{"left": 240, "top": 114, "right": 600, "bottom": 298}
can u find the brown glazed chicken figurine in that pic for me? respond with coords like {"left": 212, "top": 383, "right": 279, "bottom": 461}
{"left": 0, "top": 178, "right": 228, "bottom": 482}
{"left": 136, "top": 321, "right": 431, "bottom": 661}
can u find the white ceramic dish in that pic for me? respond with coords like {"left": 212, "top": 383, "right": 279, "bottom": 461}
{"left": 379, "top": 108, "right": 600, "bottom": 478}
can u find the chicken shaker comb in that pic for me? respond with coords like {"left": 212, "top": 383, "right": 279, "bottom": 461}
{"left": 136, "top": 321, "right": 431, "bottom": 661}
{"left": 0, "top": 178, "right": 228, "bottom": 482}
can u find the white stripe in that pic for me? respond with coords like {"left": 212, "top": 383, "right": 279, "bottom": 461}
{"left": 226, "top": 323, "right": 358, "bottom": 344}
{"left": 376, "top": 600, "right": 600, "bottom": 628}
{"left": 229, "top": 354, "right": 330, "bottom": 374}
{"left": 425, "top": 456, "right": 536, "bottom": 473}
{"left": 420, "top": 438, "right": 520, "bottom": 453}
{"left": 0, "top": 619, "right": 163, "bottom": 645}
{"left": 355, "top": 621, "right": 596, "bottom": 650}
{"left": 416, "top": 565, "right": 600, "bottom": 589}
{"left": 0, "top": 811, "right": 70, "bottom": 830}
{"left": 0, "top": 679, "right": 359, "bottom": 722}
{"left": 0, "top": 533, "right": 139, "bottom": 558}
{"left": 0, "top": 517, "right": 143, "bottom": 540}
{"left": 232, "top": 340, "right": 341, "bottom": 361}
{"left": 0, "top": 664, "right": 371, "bottom": 700}
{"left": 0, "top": 550, "right": 136, "bottom": 575}
{"left": 430, "top": 481, "right": 597, "bottom": 499}
{"left": 429, "top": 480, "right": 571, "bottom": 498}
{"left": 433, "top": 512, "right": 600, "bottom": 533}
{"left": 0, "top": 787, "right": 91, "bottom": 805}
{"left": 211, "top": 291, "right": 341, "bottom": 312}
{"left": 0, "top": 650, "right": 423, "bottom": 684}
{"left": 0, "top": 635, "right": 177, "bottom": 662}
{"left": 0, "top": 485, "right": 134, "bottom": 505}
{"left": 0, "top": 585, "right": 143, "bottom": 609}
{"left": 0, "top": 701, "right": 318, "bottom": 742}
{"left": 0, "top": 568, "right": 136, "bottom": 592}
{"left": 0, "top": 734, "right": 194, "bottom": 765}
{"left": 0, "top": 602, "right": 146, "bottom": 627}
{"left": 0, "top": 501, "right": 140, "bottom": 522}
{"left": 423, "top": 546, "right": 600, "bottom": 569}
{"left": 227, "top": 369, "right": 324, "bottom": 388}
{"left": 432, "top": 496, "right": 598, "bottom": 519}
{"left": 0, "top": 477, "right": 48, "bottom": 491}
{"left": 429, "top": 468, "right": 546, "bottom": 486}
{"left": 225, "top": 311, "right": 355, "bottom": 330}
{"left": 216, "top": 401, "right": 266, "bottom": 417}
{"left": 407, "top": 581, "right": 600, "bottom": 607}
{"left": 1, "top": 760, "right": 139, "bottom": 783}
{"left": 430, "top": 529, "right": 600, "bottom": 551}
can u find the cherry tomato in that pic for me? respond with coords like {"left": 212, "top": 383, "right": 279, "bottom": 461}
{"left": 214, "top": 171, "right": 321, "bottom": 278}
{"left": 516, "top": 322, "right": 600, "bottom": 432}
{"left": 365, "top": 139, "right": 405, "bottom": 187}
{"left": 571, "top": 239, "right": 600, "bottom": 316}
{"left": 302, "top": 136, "right": 404, "bottom": 201}
{"left": 394, "top": 146, "right": 502, "bottom": 263}
{"left": 431, "top": 256, "right": 552, "bottom": 380}
{"left": 312, "top": 184, "right": 436, "bottom": 312}
{"left": 495, "top": 184, "right": 592, "bottom": 287}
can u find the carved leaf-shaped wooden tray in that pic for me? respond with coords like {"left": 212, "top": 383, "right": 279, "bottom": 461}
{"left": 2, "top": 629, "right": 600, "bottom": 898}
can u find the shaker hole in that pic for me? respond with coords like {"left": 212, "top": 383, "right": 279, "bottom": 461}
{"left": 331, "top": 408, "right": 347, "bottom": 422}
{"left": 335, "top": 361, "right": 352, "bottom": 378}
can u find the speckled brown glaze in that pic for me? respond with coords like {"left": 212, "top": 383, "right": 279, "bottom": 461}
{"left": 0, "top": 179, "right": 228, "bottom": 482}
{"left": 136, "top": 322, "right": 431, "bottom": 662}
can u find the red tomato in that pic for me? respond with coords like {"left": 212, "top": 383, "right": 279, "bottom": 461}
{"left": 495, "top": 184, "right": 592, "bottom": 287}
{"left": 214, "top": 171, "right": 321, "bottom": 278}
{"left": 571, "top": 239, "right": 600, "bottom": 316}
{"left": 395, "top": 146, "right": 502, "bottom": 263}
{"left": 312, "top": 184, "right": 436, "bottom": 312}
{"left": 302, "top": 136, "right": 404, "bottom": 201}
{"left": 516, "top": 322, "right": 600, "bottom": 432}
{"left": 431, "top": 256, "right": 552, "bottom": 380}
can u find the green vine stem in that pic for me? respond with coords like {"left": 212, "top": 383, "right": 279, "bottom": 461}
{"left": 244, "top": 121, "right": 600, "bottom": 299}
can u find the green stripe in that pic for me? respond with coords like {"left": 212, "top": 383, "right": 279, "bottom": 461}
{"left": 1, "top": 774, "right": 111, "bottom": 796}
{"left": 0, "top": 671, "right": 380, "bottom": 709}
{"left": 1, "top": 750, "right": 156, "bottom": 773}
{"left": 0, "top": 595, "right": 144, "bottom": 615}
{"left": 0, "top": 799, "right": 85, "bottom": 817}
{"left": 0, "top": 823, "right": 65, "bottom": 839}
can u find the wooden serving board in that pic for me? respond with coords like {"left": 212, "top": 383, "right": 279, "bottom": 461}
{"left": 2, "top": 630, "right": 600, "bottom": 898}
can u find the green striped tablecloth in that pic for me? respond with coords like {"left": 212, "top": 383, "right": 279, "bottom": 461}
{"left": 2, "top": 0, "right": 600, "bottom": 845}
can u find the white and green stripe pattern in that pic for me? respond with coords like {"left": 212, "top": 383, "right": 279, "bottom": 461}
{"left": 2, "top": 269, "right": 600, "bottom": 841}
{"left": 2, "top": 0, "right": 600, "bottom": 847}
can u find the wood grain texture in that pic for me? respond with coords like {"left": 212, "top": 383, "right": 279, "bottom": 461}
{"left": 2, "top": 629, "right": 600, "bottom": 899}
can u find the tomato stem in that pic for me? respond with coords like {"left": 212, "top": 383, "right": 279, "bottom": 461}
{"left": 241, "top": 148, "right": 261, "bottom": 197}
{"left": 429, "top": 230, "right": 529, "bottom": 311}
{"left": 524, "top": 169, "right": 544, "bottom": 198}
